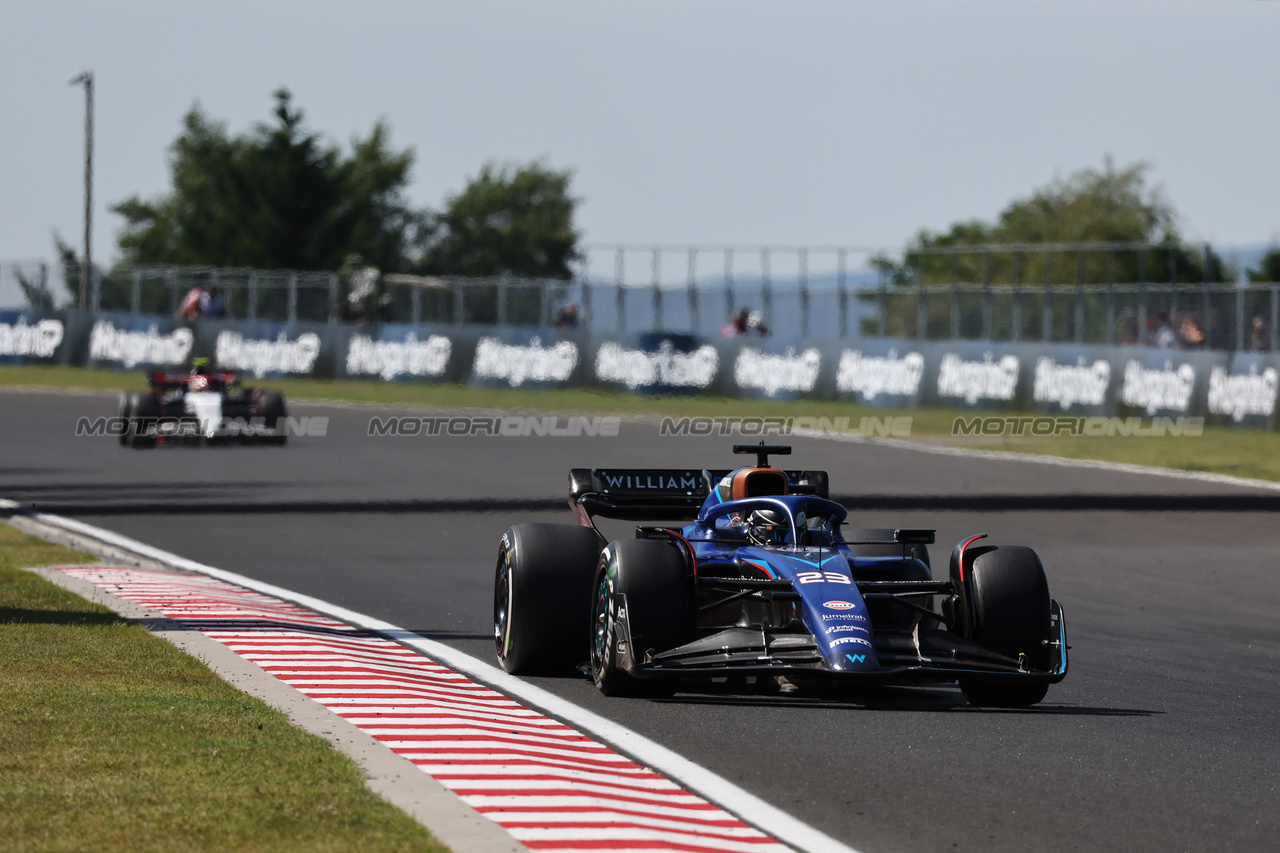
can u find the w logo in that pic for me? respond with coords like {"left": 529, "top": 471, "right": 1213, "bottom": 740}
{"left": 845, "top": 654, "right": 866, "bottom": 665}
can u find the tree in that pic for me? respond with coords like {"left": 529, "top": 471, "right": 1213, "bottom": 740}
{"left": 113, "top": 89, "right": 428, "bottom": 272}
{"left": 423, "top": 161, "right": 581, "bottom": 279}
{"left": 880, "top": 159, "right": 1229, "bottom": 286}
{"left": 1248, "top": 246, "right": 1280, "bottom": 283}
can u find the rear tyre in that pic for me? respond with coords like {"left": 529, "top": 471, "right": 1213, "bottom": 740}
{"left": 116, "top": 394, "right": 133, "bottom": 446}
{"left": 493, "top": 524, "right": 601, "bottom": 675}
{"left": 125, "top": 392, "right": 158, "bottom": 449}
{"left": 258, "top": 391, "right": 288, "bottom": 445}
{"left": 959, "top": 545, "right": 1052, "bottom": 708}
{"left": 590, "top": 539, "right": 687, "bottom": 697}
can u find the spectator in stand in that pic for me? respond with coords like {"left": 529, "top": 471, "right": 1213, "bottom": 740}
{"left": 1177, "top": 312, "right": 1206, "bottom": 349}
{"left": 1248, "top": 315, "right": 1268, "bottom": 352}
{"left": 555, "top": 303, "right": 580, "bottom": 329}
{"left": 177, "top": 281, "right": 210, "bottom": 321}
{"left": 202, "top": 287, "right": 226, "bottom": 319}
{"left": 746, "top": 310, "right": 769, "bottom": 336}
{"left": 1145, "top": 313, "right": 1176, "bottom": 348}
{"left": 720, "top": 308, "right": 750, "bottom": 337}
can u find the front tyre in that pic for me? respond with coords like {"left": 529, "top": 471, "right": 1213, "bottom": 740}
{"left": 493, "top": 524, "right": 600, "bottom": 675}
{"left": 124, "top": 392, "right": 158, "bottom": 449}
{"left": 590, "top": 539, "right": 687, "bottom": 697}
{"left": 258, "top": 391, "right": 288, "bottom": 445}
{"left": 958, "top": 545, "right": 1052, "bottom": 708}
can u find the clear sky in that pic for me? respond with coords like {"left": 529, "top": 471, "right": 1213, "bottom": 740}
{"left": 3, "top": 0, "right": 1277, "bottom": 275}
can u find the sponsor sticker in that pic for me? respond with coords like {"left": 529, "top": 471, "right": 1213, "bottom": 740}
{"left": 825, "top": 625, "right": 870, "bottom": 635}
{"left": 823, "top": 600, "right": 857, "bottom": 611}
{"left": 830, "top": 636, "right": 874, "bottom": 648}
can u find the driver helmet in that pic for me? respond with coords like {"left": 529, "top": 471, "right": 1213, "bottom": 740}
{"left": 746, "top": 508, "right": 789, "bottom": 546}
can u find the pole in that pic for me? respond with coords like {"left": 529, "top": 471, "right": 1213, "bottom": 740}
{"left": 69, "top": 71, "right": 93, "bottom": 310}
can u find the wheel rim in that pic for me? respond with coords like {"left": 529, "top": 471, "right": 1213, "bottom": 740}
{"left": 494, "top": 551, "right": 513, "bottom": 660}
{"left": 590, "top": 576, "right": 610, "bottom": 679}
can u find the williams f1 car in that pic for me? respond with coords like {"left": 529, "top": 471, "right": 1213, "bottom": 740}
{"left": 494, "top": 443, "right": 1068, "bottom": 707}
{"left": 117, "top": 359, "right": 289, "bottom": 447}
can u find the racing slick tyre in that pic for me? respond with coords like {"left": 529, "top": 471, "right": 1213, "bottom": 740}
{"left": 958, "top": 545, "right": 1052, "bottom": 708}
{"left": 116, "top": 393, "right": 133, "bottom": 446}
{"left": 257, "top": 392, "right": 288, "bottom": 445}
{"left": 124, "top": 392, "right": 158, "bottom": 449}
{"left": 494, "top": 523, "right": 601, "bottom": 675}
{"left": 590, "top": 539, "right": 687, "bottom": 697}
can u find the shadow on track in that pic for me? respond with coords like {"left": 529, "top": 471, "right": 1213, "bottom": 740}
{"left": 657, "top": 692, "right": 1160, "bottom": 717}
{"left": 15, "top": 492, "right": 1280, "bottom": 516}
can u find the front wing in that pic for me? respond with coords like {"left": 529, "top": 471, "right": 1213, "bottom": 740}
{"left": 610, "top": 596, "right": 1069, "bottom": 685}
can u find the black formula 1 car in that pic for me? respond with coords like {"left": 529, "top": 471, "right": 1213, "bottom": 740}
{"left": 117, "top": 361, "right": 289, "bottom": 448}
{"left": 494, "top": 443, "right": 1068, "bottom": 707}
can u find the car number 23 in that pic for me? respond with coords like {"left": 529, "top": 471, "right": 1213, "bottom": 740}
{"left": 796, "top": 571, "right": 851, "bottom": 585}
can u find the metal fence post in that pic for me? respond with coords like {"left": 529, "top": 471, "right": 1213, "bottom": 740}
{"left": 1106, "top": 250, "right": 1115, "bottom": 345}
{"left": 916, "top": 257, "right": 927, "bottom": 340}
{"left": 837, "top": 249, "right": 848, "bottom": 338}
{"left": 1011, "top": 250, "right": 1021, "bottom": 342}
{"left": 687, "top": 248, "right": 698, "bottom": 334}
{"left": 581, "top": 276, "right": 592, "bottom": 334}
{"left": 131, "top": 268, "right": 141, "bottom": 314}
{"left": 455, "top": 280, "right": 465, "bottom": 325}
{"left": 168, "top": 266, "right": 179, "bottom": 314}
{"left": 1074, "top": 250, "right": 1084, "bottom": 344}
{"left": 1198, "top": 240, "right": 1208, "bottom": 340}
{"left": 1137, "top": 249, "right": 1146, "bottom": 341}
{"left": 724, "top": 249, "right": 734, "bottom": 325}
{"left": 614, "top": 248, "right": 626, "bottom": 334}
{"left": 287, "top": 271, "right": 298, "bottom": 323}
{"left": 949, "top": 255, "right": 959, "bottom": 340}
{"left": 651, "top": 248, "right": 662, "bottom": 330}
{"left": 1271, "top": 285, "right": 1278, "bottom": 353}
{"left": 328, "top": 272, "right": 338, "bottom": 322}
{"left": 761, "top": 248, "right": 772, "bottom": 326}
{"left": 497, "top": 277, "right": 507, "bottom": 326}
{"left": 878, "top": 270, "right": 887, "bottom": 337}
{"left": 981, "top": 249, "right": 992, "bottom": 340}
{"left": 1012, "top": 287, "right": 1021, "bottom": 342}
{"left": 248, "top": 269, "right": 257, "bottom": 321}
{"left": 1236, "top": 283, "right": 1244, "bottom": 351}
{"left": 411, "top": 282, "right": 421, "bottom": 326}
{"left": 799, "top": 248, "right": 810, "bottom": 338}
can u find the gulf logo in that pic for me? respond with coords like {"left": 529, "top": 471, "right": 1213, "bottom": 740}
{"left": 824, "top": 600, "right": 857, "bottom": 610}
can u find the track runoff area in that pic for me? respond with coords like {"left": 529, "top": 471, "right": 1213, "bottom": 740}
{"left": 14, "top": 506, "right": 852, "bottom": 853}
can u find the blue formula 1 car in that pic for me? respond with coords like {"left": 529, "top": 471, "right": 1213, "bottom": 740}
{"left": 493, "top": 443, "right": 1068, "bottom": 707}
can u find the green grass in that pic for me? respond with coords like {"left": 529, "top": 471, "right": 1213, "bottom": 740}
{"left": 0, "top": 522, "right": 449, "bottom": 853}
{"left": 4, "top": 363, "right": 1280, "bottom": 483}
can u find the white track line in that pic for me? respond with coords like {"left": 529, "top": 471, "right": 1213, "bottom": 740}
{"left": 782, "top": 426, "right": 1280, "bottom": 492}
{"left": 3, "top": 502, "right": 859, "bottom": 853}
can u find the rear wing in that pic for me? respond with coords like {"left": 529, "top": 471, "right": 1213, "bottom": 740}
{"left": 569, "top": 467, "right": 829, "bottom": 522}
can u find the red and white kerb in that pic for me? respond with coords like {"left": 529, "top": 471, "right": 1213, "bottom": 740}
{"left": 61, "top": 567, "right": 789, "bottom": 853}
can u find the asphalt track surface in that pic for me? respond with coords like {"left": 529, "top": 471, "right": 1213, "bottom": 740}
{"left": 4, "top": 390, "right": 1279, "bottom": 853}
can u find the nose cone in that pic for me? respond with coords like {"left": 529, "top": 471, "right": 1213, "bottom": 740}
{"left": 771, "top": 549, "right": 881, "bottom": 671}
